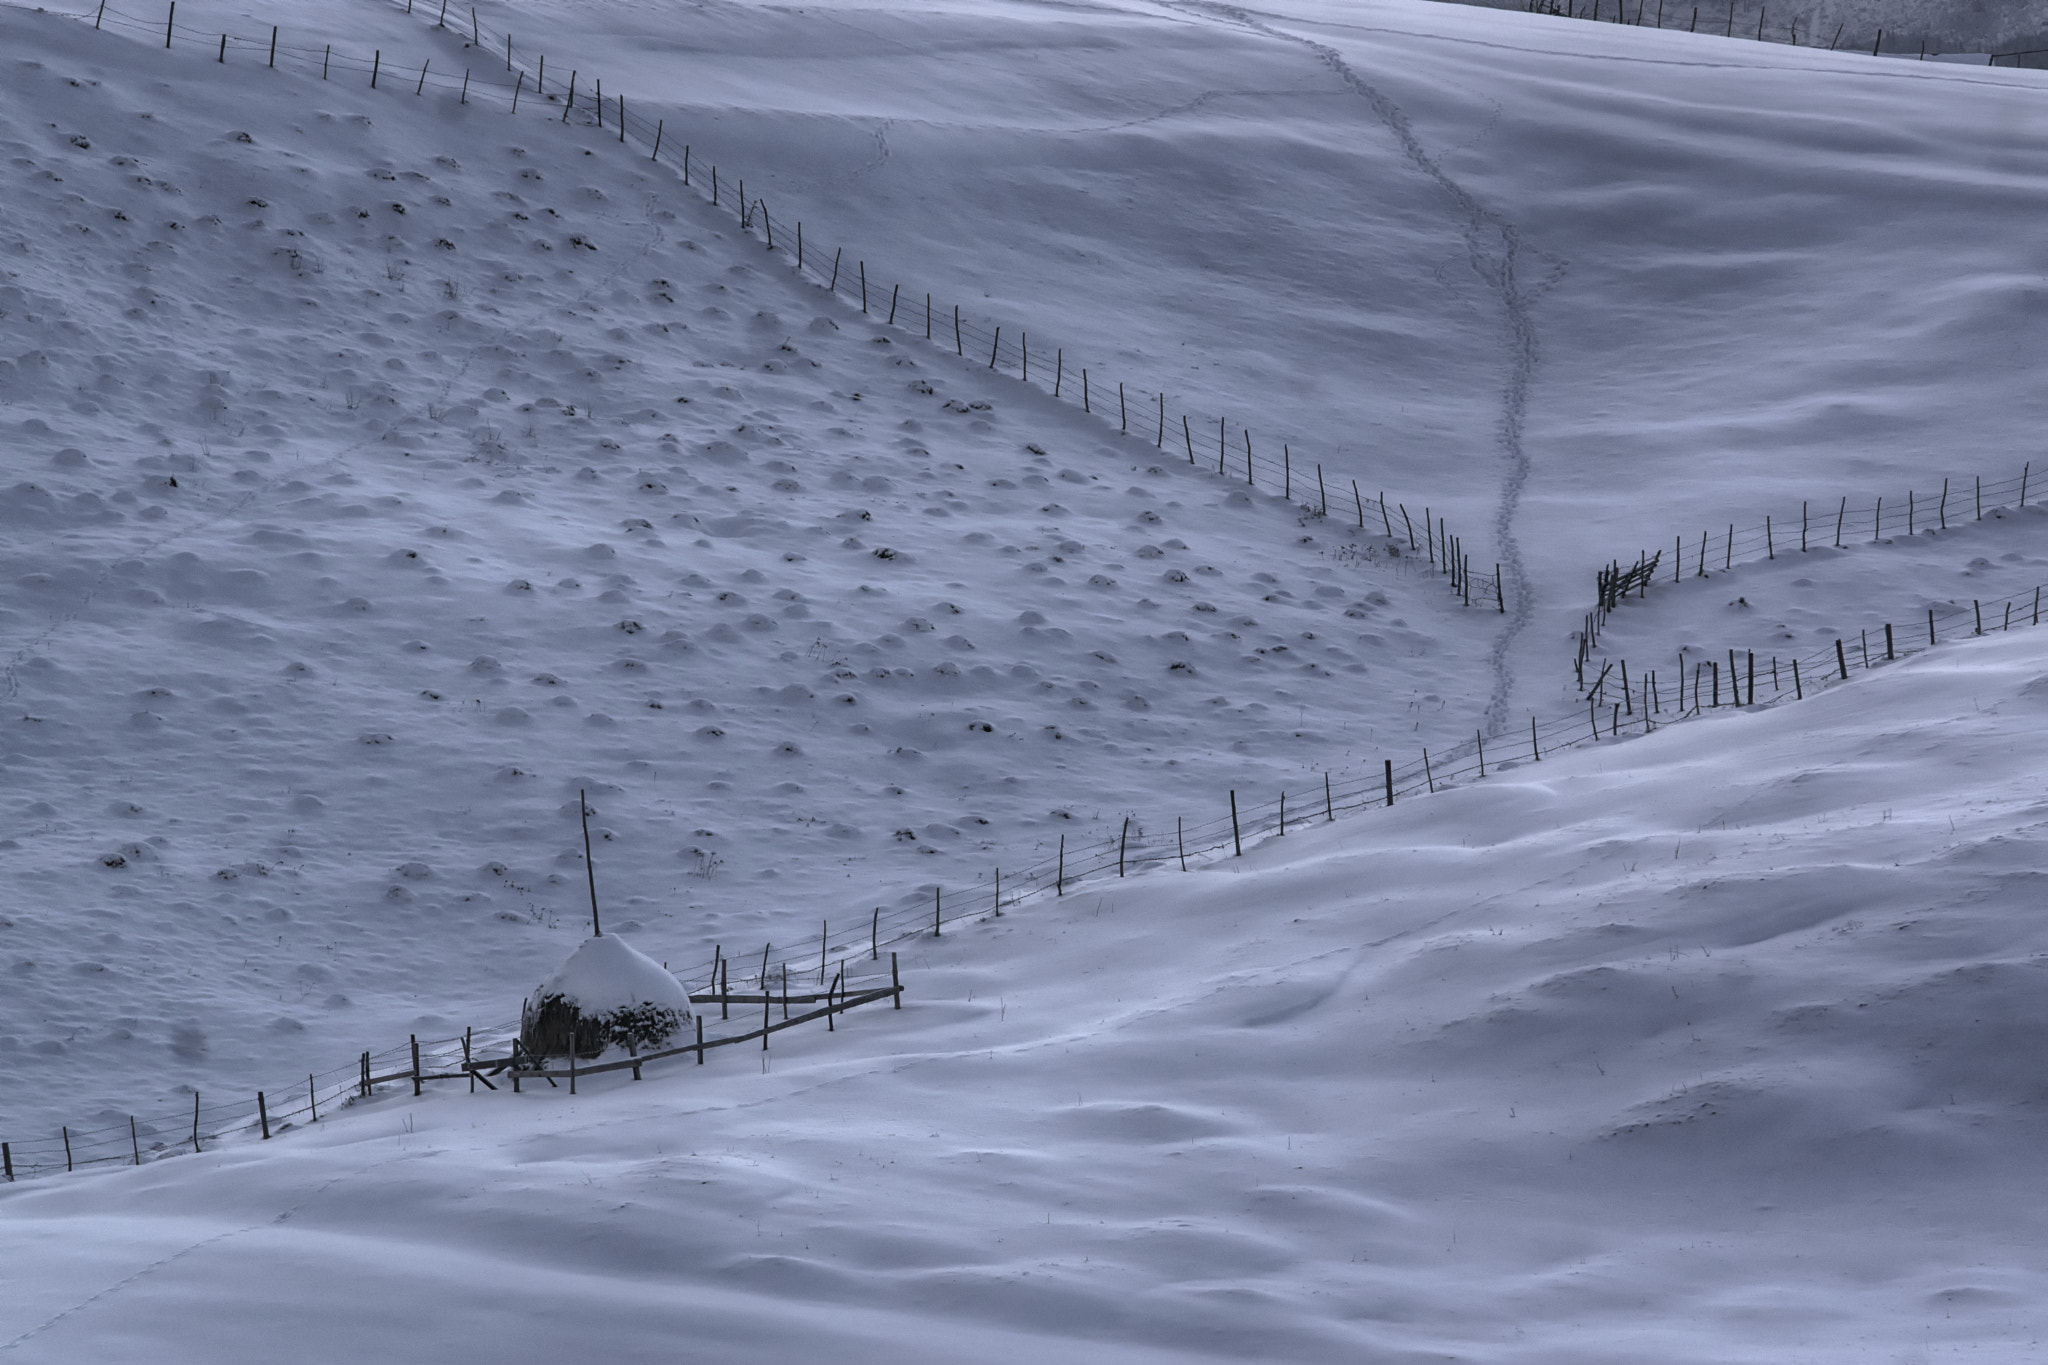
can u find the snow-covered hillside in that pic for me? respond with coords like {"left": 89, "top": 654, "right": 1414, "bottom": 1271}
{"left": 6, "top": 0, "right": 2048, "bottom": 1356}
{"left": 0, "top": 2, "right": 1506, "bottom": 1145}
{"left": 9, "top": 603, "right": 2048, "bottom": 1362}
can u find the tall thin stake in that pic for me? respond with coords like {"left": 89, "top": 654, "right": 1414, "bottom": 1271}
{"left": 580, "top": 789, "right": 601, "bottom": 936}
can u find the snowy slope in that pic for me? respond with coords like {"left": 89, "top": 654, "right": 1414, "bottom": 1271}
{"left": 344, "top": 0, "right": 2048, "bottom": 712}
{"left": 0, "top": 3, "right": 1496, "bottom": 1148}
{"left": 6, "top": 0, "right": 2048, "bottom": 1356}
{"left": 6, "top": 618, "right": 2048, "bottom": 1362}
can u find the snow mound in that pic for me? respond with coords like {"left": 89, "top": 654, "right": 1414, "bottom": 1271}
{"left": 522, "top": 934, "right": 694, "bottom": 1059}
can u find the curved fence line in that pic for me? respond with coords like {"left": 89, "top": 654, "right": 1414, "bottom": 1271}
{"left": 37, "top": 0, "right": 1509, "bottom": 612}
{"left": 14, "top": 561, "right": 2046, "bottom": 1180}
{"left": 1577, "top": 464, "right": 2037, "bottom": 681}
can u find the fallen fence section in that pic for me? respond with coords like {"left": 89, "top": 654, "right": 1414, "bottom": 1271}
{"left": 489, "top": 984, "right": 903, "bottom": 1090}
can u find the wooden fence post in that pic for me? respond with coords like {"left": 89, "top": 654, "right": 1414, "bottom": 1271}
{"left": 891, "top": 951, "right": 901, "bottom": 1008}
{"left": 2, "top": 1142, "right": 11, "bottom": 1181}
{"left": 1057, "top": 835, "right": 1065, "bottom": 894}
{"left": 411, "top": 1035, "right": 422, "bottom": 1096}
{"left": 934, "top": 886, "right": 942, "bottom": 937}
{"left": 193, "top": 1092, "right": 202, "bottom": 1152}
{"left": 131, "top": 1116, "right": 140, "bottom": 1166}
{"left": 1229, "top": 791, "right": 1242, "bottom": 856}
{"left": 1836, "top": 638, "right": 1849, "bottom": 679}
{"left": 62, "top": 1126, "right": 71, "bottom": 1172}
{"left": 696, "top": 1015, "right": 705, "bottom": 1064}
{"left": 1119, "top": 818, "right": 1129, "bottom": 876}
{"left": 1384, "top": 759, "right": 1394, "bottom": 807}
{"left": 257, "top": 1093, "right": 270, "bottom": 1140}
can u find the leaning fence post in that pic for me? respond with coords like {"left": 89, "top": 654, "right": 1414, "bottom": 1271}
{"left": 2, "top": 1142, "right": 11, "bottom": 1181}
{"left": 62, "top": 1126, "right": 72, "bottom": 1172}
{"left": 1229, "top": 791, "right": 1242, "bottom": 857}
{"left": 165, "top": 0, "right": 173, "bottom": 48}
{"left": 268, "top": 25, "right": 276, "bottom": 66}
{"left": 131, "top": 1116, "right": 140, "bottom": 1166}
{"left": 1836, "top": 638, "right": 1849, "bottom": 679}
{"left": 1057, "top": 835, "right": 1065, "bottom": 894}
{"left": 371, "top": 50, "right": 381, "bottom": 89}
{"left": 257, "top": 1092, "right": 270, "bottom": 1140}
{"left": 1118, "top": 818, "right": 1129, "bottom": 876}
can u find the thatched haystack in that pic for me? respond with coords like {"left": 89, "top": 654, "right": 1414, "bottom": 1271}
{"left": 521, "top": 934, "right": 694, "bottom": 1062}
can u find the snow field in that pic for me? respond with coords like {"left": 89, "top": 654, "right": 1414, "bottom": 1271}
{"left": 5, "top": 0, "right": 2048, "bottom": 1355}
{"left": 7, "top": 623, "right": 2048, "bottom": 1361}
{"left": 0, "top": 4, "right": 1500, "bottom": 1148}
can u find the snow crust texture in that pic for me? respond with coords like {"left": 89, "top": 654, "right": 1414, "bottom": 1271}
{"left": 5, "top": 0, "right": 2048, "bottom": 1357}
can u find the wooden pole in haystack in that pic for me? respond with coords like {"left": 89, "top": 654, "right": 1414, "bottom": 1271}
{"left": 580, "top": 789, "right": 601, "bottom": 936}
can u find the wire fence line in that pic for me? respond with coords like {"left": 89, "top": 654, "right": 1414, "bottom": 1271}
{"left": 31, "top": 0, "right": 1509, "bottom": 615}
{"left": 18, "top": 552, "right": 2044, "bottom": 1181}
{"left": 1516, "top": 0, "right": 2048, "bottom": 65}
{"left": 1576, "top": 463, "right": 2038, "bottom": 681}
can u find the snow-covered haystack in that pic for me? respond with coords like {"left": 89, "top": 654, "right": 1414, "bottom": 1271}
{"left": 521, "top": 935, "right": 694, "bottom": 1061}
